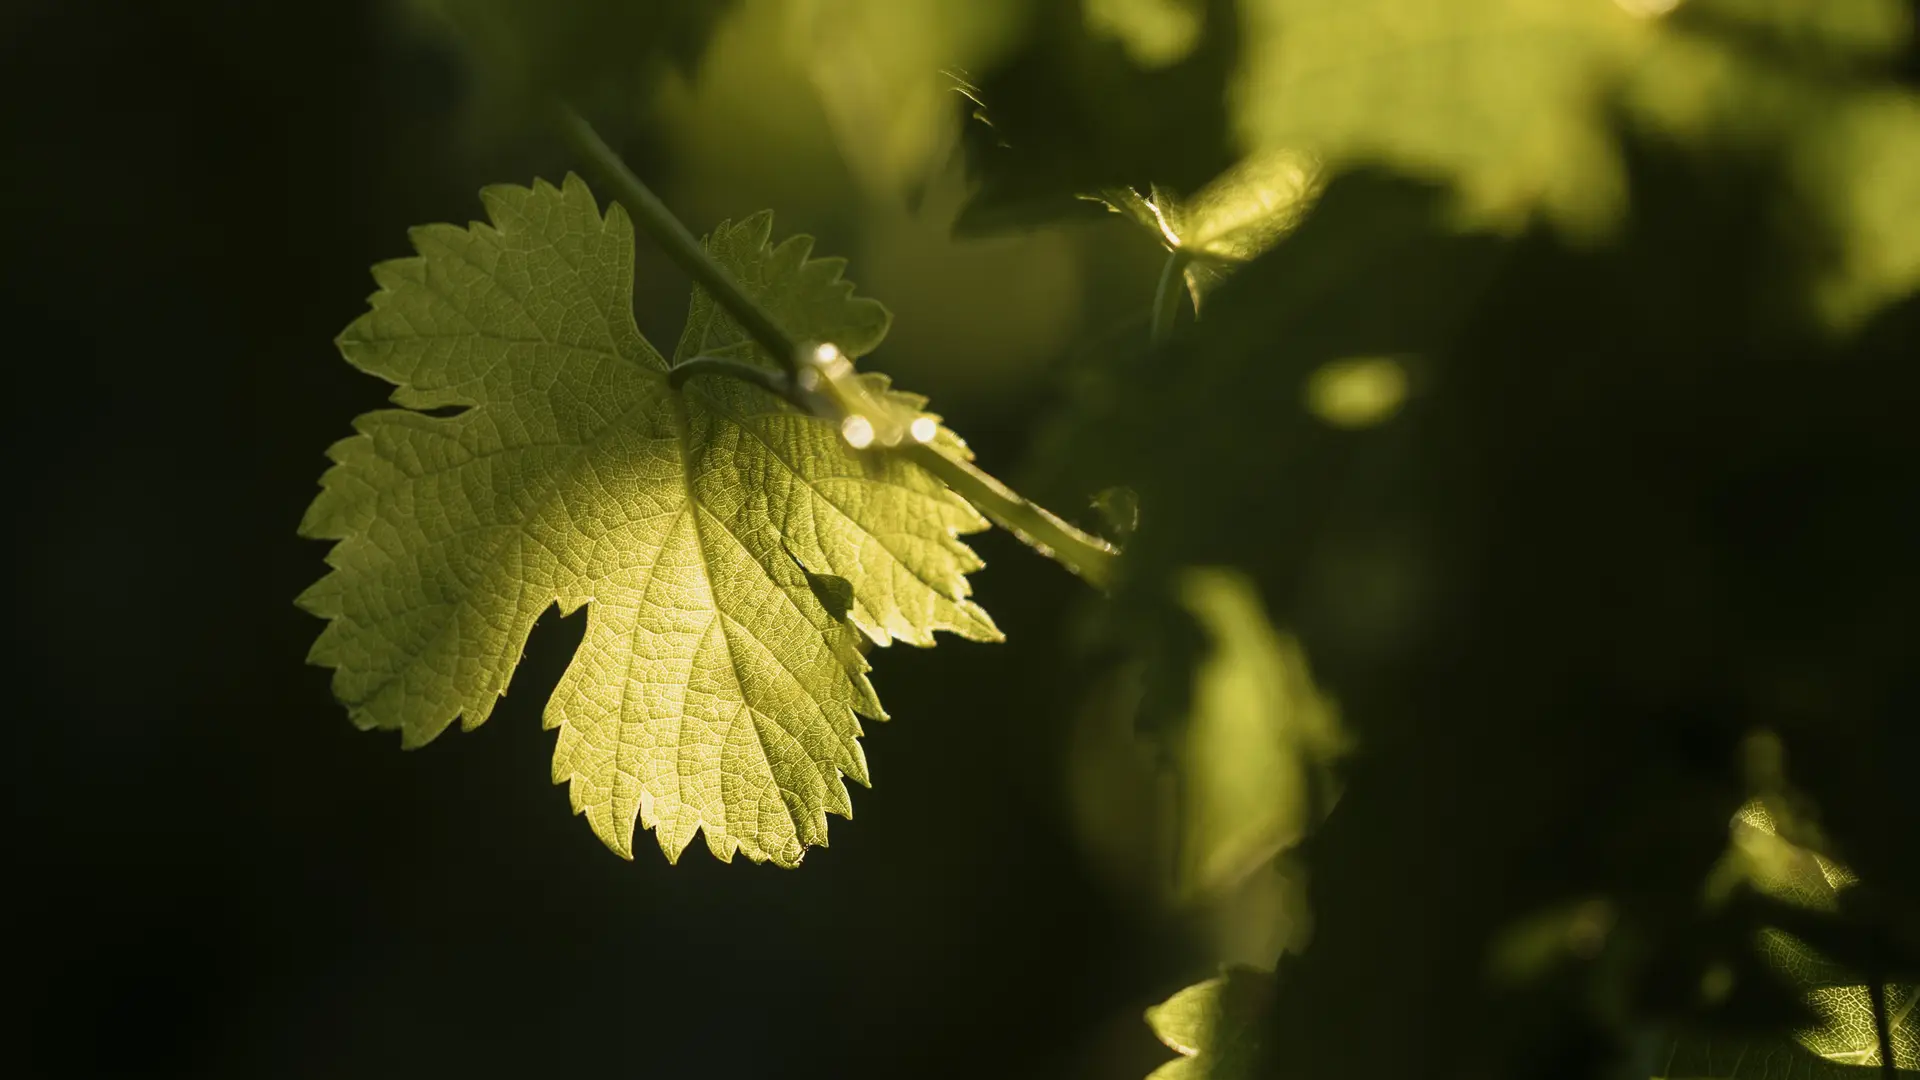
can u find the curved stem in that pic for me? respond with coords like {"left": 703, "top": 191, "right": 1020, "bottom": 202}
{"left": 669, "top": 355, "right": 792, "bottom": 400}
{"left": 553, "top": 105, "right": 1119, "bottom": 589}
{"left": 1150, "top": 249, "right": 1191, "bottom": 342}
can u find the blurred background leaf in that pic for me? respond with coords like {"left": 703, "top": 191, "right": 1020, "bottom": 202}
{"left": 1146, "top": 966, "right": 1274, "bottom": 1080}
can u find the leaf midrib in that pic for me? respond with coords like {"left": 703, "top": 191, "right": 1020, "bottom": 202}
{"left": 662, "top": 386, "right": 810, "bottom": 853}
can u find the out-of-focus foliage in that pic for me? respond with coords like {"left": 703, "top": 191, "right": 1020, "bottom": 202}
{"left": 1300, "top": 356, "right": 1411, "bottom": 430}
{"left": 1146, "top": 967, "right": 1273, "bottom": 1080}
{"left": 299, "top": 177, "right": 997, "bottom": 866}
{"left": 1233, "top": 0, "right": 1660, "bottom": 235}
{"left": 1068, "top": 566, "right": 1342, "bottom": 964}
{"left": 1173, "top": 567, "right": 1345, "bottom": 904}
{"left": 1039, "top": 0, "right": 1920, "bottom": 1069}
{"left": 1622, "top": 0, "right": 1920, "bottom": 326}
{"left": 1248, "top": 0, "right": 1920, "bottom": 325}
{"left": 1088, "top": 0, "right": 1209, "bottom": 69}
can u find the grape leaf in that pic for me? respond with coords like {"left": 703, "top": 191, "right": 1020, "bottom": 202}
{"left": 298, "top": 175, "right": 998, "bottom": 867}
{"left": 1235, "top": 0, "right": 1655, "bottom": 235}
{"left": 1146, "top": 967, "right": 1273, "bottom": 1080}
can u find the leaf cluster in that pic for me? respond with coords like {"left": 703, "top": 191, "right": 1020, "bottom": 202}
{"left": 1020, "top": 3, "right": 1920, "bottom": 1076}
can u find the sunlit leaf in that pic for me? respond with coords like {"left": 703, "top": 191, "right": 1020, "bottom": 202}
{"left": 1087, "top": 0, "right": 1206, "bottom": 69}
{"left": 299, "top": 175, "right": 997, "bottom": 866}
{"left": 1725, "top": 803, "right": 1920, "bottom": 1071}
{"left": 1175, "top": 567, "right": 1345, "bottom": 901}
{"left": 1044, "top": 109, "right": 1920, "bottom": 1076}
{"left": 1235, "top": 0, "right": 1658, "bottom": 235}
{"left": 1146, "top": 967, "right": 1273, "bottom": 1080}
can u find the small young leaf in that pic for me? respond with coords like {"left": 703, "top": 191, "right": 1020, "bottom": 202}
{"left": 1097, "top": 150, "right": 1323, "bottom": 310}
{"left": 299, "top": 176, "right": 997, "bottom": 867}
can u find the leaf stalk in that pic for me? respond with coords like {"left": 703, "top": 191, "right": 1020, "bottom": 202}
{"left": 667, "top": 354, "right": 791, "bottom": 399}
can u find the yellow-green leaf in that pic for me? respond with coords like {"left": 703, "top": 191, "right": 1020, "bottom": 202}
{"left": 1146, "top": 967, "right": 1273, "bottom": 1080}
{"left": 299, "top": 175, "right": 997, "bottom": 867}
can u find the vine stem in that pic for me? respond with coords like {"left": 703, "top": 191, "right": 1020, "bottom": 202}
{"left": 903, "top": 444, "right": 1116, "bottom": 591}
{"left": 667, "top": 354, "right": 789, "bottom": 399}
{"left": 552, "top": 106, "right": 800, "bottom": 379}
{"left": 553, "top": 105, "right": 1119, "bottom": 590}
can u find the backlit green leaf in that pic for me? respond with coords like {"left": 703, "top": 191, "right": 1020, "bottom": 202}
{"left": 1727, "top": 803, "right": 1920, "bottom": 1072}
{"left": 1235, "top": 0, "right": 1655, "bottom": 234}
{"left": 299, "top": 175, "right": 997, "bottom": 867}
{"left": 1146, "top": 967, "right": 1273, "bottom": 1080}
{"left": 1174, "top": 567, "right": 1345, "bottom": 903}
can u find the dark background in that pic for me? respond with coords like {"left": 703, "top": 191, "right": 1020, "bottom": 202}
{"left": 1, "top": 3, "right": 1187, "bottom": 1076}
